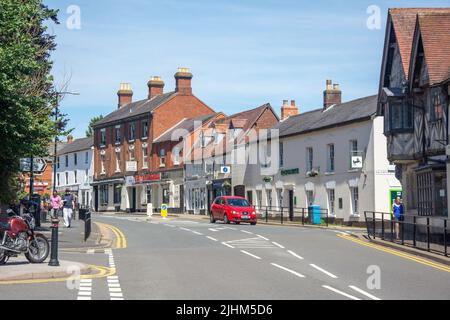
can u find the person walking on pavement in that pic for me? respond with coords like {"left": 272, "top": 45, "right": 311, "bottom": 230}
{"left": 50, "top": 190, "right": 62, "bottom": 219}
{"left": 393, "top": 197, "right": 404, "bottom": 240}
{"left": 62, "top": 189, "right": 75, "bottom": 228}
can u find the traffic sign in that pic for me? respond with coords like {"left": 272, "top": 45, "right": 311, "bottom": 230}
{"left": 20, "top": 158, "right": 47, "bottom": 173}
{"left": 161, "top": 204, "right": 168, "bottom": 218}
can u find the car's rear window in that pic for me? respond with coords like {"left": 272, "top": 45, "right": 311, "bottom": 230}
{"left": 227, "top": 199, "right": 251, "bottom": 207}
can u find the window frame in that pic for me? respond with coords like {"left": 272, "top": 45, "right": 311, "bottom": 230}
{"left": 327, "top": 144, "right": 335, "bottom": 173}
{"left": 385, "top": 99, "right": 414, "bottom": 134}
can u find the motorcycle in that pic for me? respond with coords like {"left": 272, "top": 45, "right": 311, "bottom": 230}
{"left": 0, "top": 208, "right": 50, "bottom": 265}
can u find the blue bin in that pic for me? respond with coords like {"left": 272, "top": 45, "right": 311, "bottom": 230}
{"left": 309, "top": 205, "right": 321, "bottom": 225}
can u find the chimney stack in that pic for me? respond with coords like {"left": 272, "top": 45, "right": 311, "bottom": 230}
{"left": 281, "top": 99, "right": 299, "bottom": 120}
{"left": 117, "top": 83, "right": 133, "bottom": 109}
{"left": 174, "top": 67, "right": 193, "bottom": 95}
{"left": 323, "top": 79, "right": 341, "bottom": 110}
{"left": 147, "top": 76, "right": 165, "bottom": 99}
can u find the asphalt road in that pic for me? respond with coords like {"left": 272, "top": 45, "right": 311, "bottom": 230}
{"left": 1, "top": 214, "right": 449, "bottom": 300}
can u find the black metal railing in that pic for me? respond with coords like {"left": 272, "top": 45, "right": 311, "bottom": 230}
{"left": 255, "top": 206, "right": 330, "bottom": 227}
{"left": 364, "top": 211, "right": 449, "bottom": 257}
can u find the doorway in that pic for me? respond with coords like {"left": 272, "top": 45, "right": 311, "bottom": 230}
{"left": 131, "top": 187, "right": 136, "bottom": 213}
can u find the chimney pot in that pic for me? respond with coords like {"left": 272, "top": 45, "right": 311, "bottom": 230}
{"left": 117, "top": 83, "right": 133, "bottom": 109}
{"left": 291, "top": 100, "right": 296, "bottom": 107}
{"left": 67, "top": 135, "right": 74, "bottom": 144}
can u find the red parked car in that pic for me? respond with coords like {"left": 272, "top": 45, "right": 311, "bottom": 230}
{"left": 210, "top": 196, "right": 257, "bottom": 225}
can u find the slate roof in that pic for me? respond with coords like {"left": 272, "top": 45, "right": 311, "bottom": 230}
{"left": 389, "top": 8, "right": 450, "bottom": 79}
{"left": 273, "top": 95, "right": 378, "bottom": 138}
{"left": 58, "top": 137, "right": 94, "bottom": 155}
{"left": 153, "top": 113, "right": 217, "bottom": 143}
{"left": 94, "top": 92, "right": 177, "bottom": 127}
{"left": 415, "top": 12, "right": 450, "bottom": 85}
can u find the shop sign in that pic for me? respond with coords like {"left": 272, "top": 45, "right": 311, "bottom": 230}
{"left": 135, "top": 173, "right": 161, "bottom": 184}
{"left": 281, "top": 168, "right": 299, "bottom": 176}
{"left": 126, "top": 161, "right": 137, "bottom": 172}
{"left": 262, "top": 176, "right": 273, "bottom": 183}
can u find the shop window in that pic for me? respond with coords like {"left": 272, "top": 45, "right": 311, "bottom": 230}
{"left": 328, "top": 189, "right": 335, "bottom": 215}
{"left": 417, "top": 169, "right": 447, "bottom": 216}
{"left": 113, "top": 184, "right": 121, "bottom": 204}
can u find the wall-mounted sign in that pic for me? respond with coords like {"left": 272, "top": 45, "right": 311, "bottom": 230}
{"left": 262, "top": 176, "right": 273, "bottom": 183}
{"left": 281, "top": 168, "right": 299, "bottom": 176}
{"left": 126, "top": 161, "right": 137, "bottom": 172}
{"left": 125, "top": 176, "right": 136, "bottom": 186}
{"left": 351, "top": 156, "right": 363, "bottom": 169}
{"left": 220, "top": 166, "right": 231, "bottom": 174}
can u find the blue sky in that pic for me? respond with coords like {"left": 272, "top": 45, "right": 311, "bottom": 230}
{"left": 45, "top": 0, "right": 450, "bottom": 138}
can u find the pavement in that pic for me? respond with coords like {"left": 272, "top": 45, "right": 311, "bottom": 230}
{"left": 0, "top": 217, "right": 106, "bottom": 283}
{"left": 1, "top": 212, "right": 449, "bottom": 300}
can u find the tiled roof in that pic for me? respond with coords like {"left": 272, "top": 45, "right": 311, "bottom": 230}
{"left": 389, "top": 8, "right": 450, "bottom": 79}
{"left": 94, "top": 92, "right": 177, "bottom": 127}
{"left": 153, "top": 113, "right": 217, "bottom": 143}
{"left": 58, "top": 137, "right": 94, "bottom": 155}
{"left": 273, "top": 95, "right": 378, "bottom": 137}
{"left": 416, "top": 12, "right": 450, "bottom": 85}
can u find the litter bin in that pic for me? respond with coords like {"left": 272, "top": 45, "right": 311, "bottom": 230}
{"left": 309, "top": 205, "right": 321, "bottom": 225}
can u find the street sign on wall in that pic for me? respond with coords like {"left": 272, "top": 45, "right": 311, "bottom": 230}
{"left": 351, "top": 156, "right": 363, "bottom": 169}
{"left": 20, "top": 158, "right": 47, "bottom": 173}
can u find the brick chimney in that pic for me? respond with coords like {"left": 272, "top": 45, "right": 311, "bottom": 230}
{"left": 323, "top": 80, "right": 341, "bottom": 110}
{"left": 117, "top": 83, "right": 133, "bottom": 109}
{"left": 174, "top": 67, "right": 193, "bottom": 95}
{"left": 147, "top": 76, "right": 165, "bottom": 99}
{"left": 281, "top": 99, "right": 299, "bottom": 120}
{"left": 67, "top": 135, "right": 74, "bottom": 144}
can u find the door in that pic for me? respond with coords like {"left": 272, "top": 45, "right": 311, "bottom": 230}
{"left": 234, "top": 185, "right": 245, "bottom": 198}
{"left": 288, "top": 190, "right": 294, "bottom": 221}
{"left": 131, "top": 187, "right": 136, "bottom": 213}
{"left": 247, "top": 191, "right": 253, "bottom": 206}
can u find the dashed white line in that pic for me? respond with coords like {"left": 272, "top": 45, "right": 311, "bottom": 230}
{"left": 105, "top": 250, "right": 124, "bottom": 300}
{"left": 180, "top": 227, "right": 192, "bottom": 232}
{"left": 257, "top": 235, "right": 269, "bottom": 241}
{"left": 240, "top": 250, "right": 262, "bottom": 260}
{"left": 310, "top": 264, "right": 338, "bottom": 279}
{"left": 348, "top": 285, "right": 381, "bottom": 300}
{"left": 241, "top": 230, "right": 254, "bottom": 235}
{"left": 287, "top": 250, "right": 304, "bottom": 260}
{"left": 209, "top": 228, "right": 219, "bottom": 232}
{"left": 76, "top": 279, "right": 92, "bottom": 300}
{"left": 322, "top": 285, "right": 360, "bottom": 300}
{"left": 206, "top": 236, "right": 218, "bottom": 242}
{"left": 192, "top": 231, "right": 203, "bottom": 236}
{"left": 222, "top": 242, "right": 235, "bottom": 249}
{"left": 270, "top": 263, "right": 305, "bottom": 278}
{"left": 272, "top": 242, "right": 285, "bottom": 249}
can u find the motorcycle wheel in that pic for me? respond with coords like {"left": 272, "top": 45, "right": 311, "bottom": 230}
{"left": 25, "top": 234, "right": 50, "bottom": 264}
{"left": 0, "top": 249, "right": 7, "bottom": 265}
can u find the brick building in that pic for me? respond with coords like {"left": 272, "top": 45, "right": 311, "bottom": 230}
{"left": 91, "top": 68, "right": 215, "bottom": 212}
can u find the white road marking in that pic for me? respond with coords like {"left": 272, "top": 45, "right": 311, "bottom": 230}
{"left": 192, "top": 231, "right": 203, "bottom": 236}
{"left": 224, "top": 237, "right": 276, "bottom": 249}
{"left": 87, "top": 249, "right": 95, "bottom": 254}
{"left": 240, "top": 250, "right": 262, "bottom": 260}
{"left": 241, "top": 230, "right": 254, "bottom": 235}
{"left": 287, "top": 250, "right": 304, "bottom": 260}
{"left": 209, "top": 228, "right": 219, "bottom": 232}
{"left": 310, "top": 264, "right": 338, "bottom": 279}
{"left": 180, "top": 227, "right": 192, "bottom": 232}
{"left": 77, "top": 296, "right": 92, "bottom": 300}
{"left": 348, "top": 285, "right": 381, "bottom": 300}
{"left": 222, "top": 242, "right": 235, "bottom": 249}
{"left": 272, "top": 242, "right": 285, "bottom": 249}
{"left": 77, "top": 277, "right": 92, "bottom": 300}
{"left": 77, "top": 291, "right": 92, "bottom": 296}
{"left": 110, "top": 292, "right": 123, "bottom": 297}
{"left": 257, "top": 235, "right": 269, "bottom": 241}
{"left": 322, "top": 285, "right": 360, "bottom": 300}
{"left": 106, "top": 251, "right": 124, "bottom": 300}
{"left": 271, "top": 263, "right": 305, "bottom": 278}
{"left": 206, "top": 236, "right": 218, "bottom": 241}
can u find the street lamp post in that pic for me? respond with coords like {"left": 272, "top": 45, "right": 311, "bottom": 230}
{"left": 49, "top": 91, "right": 79, "bottom": 267}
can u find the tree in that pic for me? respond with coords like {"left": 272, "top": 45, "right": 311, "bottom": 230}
{"left": 86, "top": 115, "right": 104, "bottom": 137}
{"left": 0, "top": 1, "right": 60, "bottom": 203}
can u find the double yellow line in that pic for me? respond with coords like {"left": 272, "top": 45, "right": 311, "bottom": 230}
{"left": 97, "top": 222, "right": 127, "bottom": 249}
{"left": 338, "top": 234, "right": 450, "bottom": 273}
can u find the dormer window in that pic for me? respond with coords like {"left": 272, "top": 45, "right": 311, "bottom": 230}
{"left": 160, "top": 149, "right": 166, "bottom": 167}
{"left": 431, "top": 92, "right": 444, "bottom": 122}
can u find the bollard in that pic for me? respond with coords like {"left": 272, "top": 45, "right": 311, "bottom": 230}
{"left": 48, "top": 217, "right": 60, "bottom": 267}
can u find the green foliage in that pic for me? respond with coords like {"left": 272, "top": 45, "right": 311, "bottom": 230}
{"left": 86, "top": 115, "right": 104, "bottom": 137}
{"left": 0, "top": 0, "right": 59, "bottom": 203}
